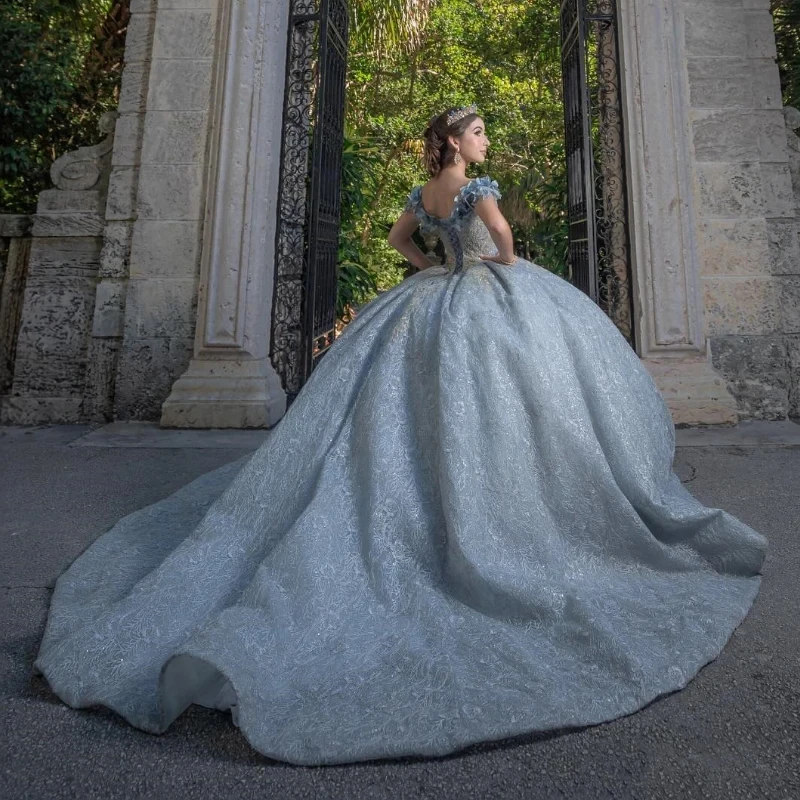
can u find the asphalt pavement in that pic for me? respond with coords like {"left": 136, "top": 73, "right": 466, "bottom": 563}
{"left": 1, "top": 421, "right": 798, "bottom": 800}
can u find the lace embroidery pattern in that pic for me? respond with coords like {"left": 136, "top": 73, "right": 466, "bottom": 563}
{"left": 405, "top": 177, "right": 502, "bottom": 273}
{"left": 35, "top": 172, "right": 767, "bottom": 767}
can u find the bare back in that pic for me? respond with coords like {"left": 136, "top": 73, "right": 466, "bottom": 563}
{"left": 419, "top": 176, "right": 472, "bottom": 220}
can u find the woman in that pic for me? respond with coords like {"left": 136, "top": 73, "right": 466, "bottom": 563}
{"left": 35, "top": 106, "right": 767, "bottom": 766}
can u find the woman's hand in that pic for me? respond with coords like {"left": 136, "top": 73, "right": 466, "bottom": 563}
{"left": 481, "top": 253, "right": 516, "bottom": 266}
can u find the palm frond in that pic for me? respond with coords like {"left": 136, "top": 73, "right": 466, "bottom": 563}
{"left": 350, "top": 0, "right": 434, "bottom": 57}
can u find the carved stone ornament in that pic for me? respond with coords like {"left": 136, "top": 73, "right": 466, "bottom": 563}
{"left": 50, "top": 112, "right": 118, "bottom": 192}
{"left": 784, "top": 106, "right": 800, "bottom": 132}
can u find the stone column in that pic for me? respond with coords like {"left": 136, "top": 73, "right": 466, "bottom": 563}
{"left": 114, "top": 0, "right": 219, "bottom": 420}
{"left": 84, "top": 0, "right": 157, "bottom": 421}
{"left": 160, "top": 0, "right": 289, "bottom": 428}
{"left": 617, "top": 0, "right": 739, "bottom": 424}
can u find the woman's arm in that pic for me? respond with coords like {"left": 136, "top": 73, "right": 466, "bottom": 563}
{"left": 474, "top": 196, "right": 516, "bottom": 264}
{"left": 387, "top": 211, "right": 431, "bottom": 272}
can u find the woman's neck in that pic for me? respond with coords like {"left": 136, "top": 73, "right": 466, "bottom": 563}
{"left": 438, "top": 163, "right": 468, "bottom": 182}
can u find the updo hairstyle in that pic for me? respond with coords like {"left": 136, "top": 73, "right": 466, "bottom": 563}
{"left": 422, "top": 108, "right": 481, "bottom": 177}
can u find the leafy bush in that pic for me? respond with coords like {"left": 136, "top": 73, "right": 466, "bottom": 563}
{"left": 0, "top": 0, "right": 127, "bottom": 213}
{"left": 337, "top": 130, "right": 381, "bottom": 319}
{"left": 772, "top": 1, "right": 800, "bottom": 108}
{"left": 343, "top": 0, "right": 567, "bottom": 293}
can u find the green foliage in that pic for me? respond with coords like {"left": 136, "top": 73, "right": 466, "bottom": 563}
{"left": 342, "top": 0, "right": 568, "bottom": 296}
{"left": 0, "top": 0, "right": 127, "bottom": 213}
{"left": 507, "top": 143, "right": 570, "bottom": 277}
{"left": 337, "top": 130, "right": 381, "bottom": 318}
{"left": 772, "top": 1, "right": 800, "bottom": 108}
{"left": 350, "top": 0, "right": 433, "bottom": 57}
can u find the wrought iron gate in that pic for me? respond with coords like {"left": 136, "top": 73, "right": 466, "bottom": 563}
{"left": 560, "top": 0, "right": 634, "bottom": 345}
{"left": 270, "top": 0, "right": 349, "bottom": 405}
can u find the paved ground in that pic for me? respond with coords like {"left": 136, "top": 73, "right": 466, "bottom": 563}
{"left": 1, "top": 422, "right": 798, "bottom": 800}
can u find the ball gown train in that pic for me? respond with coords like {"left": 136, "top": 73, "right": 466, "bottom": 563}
{"left": 35, "top": 176, "right": 767, "bottom": 765}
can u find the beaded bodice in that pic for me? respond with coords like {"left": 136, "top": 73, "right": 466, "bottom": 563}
{"left": 405, "top": 176, "right": 502, "bottom": 273}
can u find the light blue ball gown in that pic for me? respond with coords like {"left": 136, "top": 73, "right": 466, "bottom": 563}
{"left": 35, "top": 176, "right": 767, "bottom": 765}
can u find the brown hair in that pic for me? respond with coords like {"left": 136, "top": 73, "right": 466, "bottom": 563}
{"left": 422, "top": 108, "right": 481, "bottom": 177}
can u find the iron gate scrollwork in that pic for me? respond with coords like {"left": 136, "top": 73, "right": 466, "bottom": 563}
{"left": 270, "top": 0, "right": 349, "bottom": 406}
{"left": 560, "top": 0, "right": 634, "bottom": 346}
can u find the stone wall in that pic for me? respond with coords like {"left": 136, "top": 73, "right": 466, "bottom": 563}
{"left": 0, "top": 116, "right": 117, "bottom": 424}
{"left": 683, "top": 0, "right": 800, "bottom": 419}
{"left": 79, "top": 0, "right": 158, "bottom": 421}
{"left": 784, "top": 106, "right": 800, "bottom": 415}
{"left": 110, "top": 0, "right": 219, "bottom": 419}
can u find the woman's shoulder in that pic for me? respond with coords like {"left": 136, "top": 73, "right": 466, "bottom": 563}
{"left": 462, "top": 175, "right": 502, "bottom": 202}
{"left": 403, "top": 176, "right": 502, "bottom": 228}
{"left": 407, "top": 175, "right": 501, "bottom": 203}
{"left": 404, "top": 185, "right": 425, "bottom": 217}
{"left": 406, "top": 184, "right": 424, "bottom": 201}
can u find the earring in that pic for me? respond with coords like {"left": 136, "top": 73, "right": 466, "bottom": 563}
{"left": 453, "top": 150, "right": 462, "bottom": 165}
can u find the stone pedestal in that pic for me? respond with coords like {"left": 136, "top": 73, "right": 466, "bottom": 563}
{"left": 160, "top": 358, "right": 285, "bottom": 428}
{"left": 1, "top": 117, "right": 115, "bottom": 425}
{"left": 644, "top": 357, "right": 738, "bottom": 426}
{"left": 161, "top": 0, "right": 289, "bottom": 428}
{"left": 619, "top": 0, "right": 738, "bottom": 424}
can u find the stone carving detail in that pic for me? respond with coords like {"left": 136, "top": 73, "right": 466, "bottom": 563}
{"left": 50, "top": 112, "right": 118, "bottom": 192}
{"left": 1, "top": 112, "right": 117, "bottom": 425}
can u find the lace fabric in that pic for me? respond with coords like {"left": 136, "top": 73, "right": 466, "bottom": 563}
{"left": 405, "top": 176, "right": 504, "bottom": 272}
{"left": 35, "top": 176, "right": 768, "bottom": 766}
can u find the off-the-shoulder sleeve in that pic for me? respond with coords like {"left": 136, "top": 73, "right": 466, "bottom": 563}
{"left": 404, "top": 186, "right": 423, "bottom": 214}
{"left": 466, "top": 175, "right": 501, "bottom": 204}
{"left": 450, "top": 176, "right": 503, "bottom": 227}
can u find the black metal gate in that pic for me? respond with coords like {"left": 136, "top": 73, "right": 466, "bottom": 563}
{"left": 560, "top": 0, "right": 634, "bottom": 345}
{"left": 270, "top": 0, "right": 349, "bottom": 405}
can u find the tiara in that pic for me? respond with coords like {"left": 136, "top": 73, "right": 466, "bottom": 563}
{"left": 446, "top": 105, "right": 478, "bottom": 126}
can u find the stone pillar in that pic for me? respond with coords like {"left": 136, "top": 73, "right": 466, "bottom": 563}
{"left": 784, "top": 106, "right": 800, "bottom": 416}
{"left": 617, "top": 0, "right": 739, "bottom": 424}
{"left": 113, "top": 0, "right": 219, "bottom": 420}
{"left": 84, "top": 0, "right": 157, "bottom": 420}
{"left": 160, "top": 0, "right": 288, "bottom": 428}
{"left": 683, "top": 0, "right": 798, "bottom": 421}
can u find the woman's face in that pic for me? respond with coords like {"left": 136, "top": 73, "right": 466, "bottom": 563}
{"left": 453, "top": 117, "right": 490, "bottom": 165}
